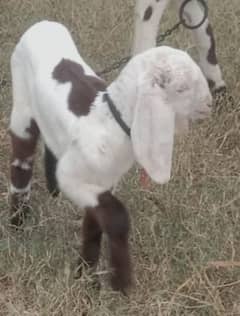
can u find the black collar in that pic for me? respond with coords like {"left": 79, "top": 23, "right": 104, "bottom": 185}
{"left": 103, "top": 92, "right": 131, "bottom": 137}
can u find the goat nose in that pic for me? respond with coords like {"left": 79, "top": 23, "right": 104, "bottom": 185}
{"left": 201, "top": 101, "right": 211, "bottom": 113}
{"left": 192, "top": 104, "right": 211, "bottom": 122}
{"left": 196, "top": 107, "right": 211, "bottom": 121}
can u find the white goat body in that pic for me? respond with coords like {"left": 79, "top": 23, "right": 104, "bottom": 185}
{"left": 9, "top": 21, "right": 212, "bottom": 292}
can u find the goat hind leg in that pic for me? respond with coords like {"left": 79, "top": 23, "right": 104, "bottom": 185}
{"left": 44, "top": 145, "right": 60, "bottom": 197}
{"left": 132, "top": 0, "right": 171, "bottom": 55}
{"left": 175, "top": 0, "right": 225, "bottom": 91}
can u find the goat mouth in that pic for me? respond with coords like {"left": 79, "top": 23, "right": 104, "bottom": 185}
{"left": 190, "top": 109, "right": 211, "bottom": 124}
{"left": 194, "top": 113, "right": 210, "bottom": 123}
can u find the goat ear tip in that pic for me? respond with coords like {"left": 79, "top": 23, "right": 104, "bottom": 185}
{"left": 139, "top": 166, "right": 171, "bottom": 186}
{"left": 139, "top": 168, "right": 151, "bottom": 189}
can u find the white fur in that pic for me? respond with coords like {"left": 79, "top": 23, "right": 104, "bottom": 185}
{"left": 10, "top": 21, "right": 212, "bottom": 209}
{"left": 10, "top": 183, "right": 31, "bottom": 194}
{"left": 133, "top": 0, "right": 225, "bottom": 90}
{"left": 11, "top": 159, "right": 32, "bottom": 170}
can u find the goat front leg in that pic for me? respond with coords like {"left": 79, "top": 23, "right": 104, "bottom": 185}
{"left": 78, "top": 193, "right": 132, "bottom": 294}
{"left": 96, "top": 192, "right": 132, "bottom": 294}
{"left": 175, "top": 0, "right": 225, "bottom": 92}
{"left": 132, "top": 0, "right": 171, "bottom": 55}
{"left": 57, "top": 154, "right": 132, "bottom": 293}
{"left": 79, "top": 208, "right": 103, "bottom": 270}
{"left": 9, "top": 120, "right": 39, "bottom": 226}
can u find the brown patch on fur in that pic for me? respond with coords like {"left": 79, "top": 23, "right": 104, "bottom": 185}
{"left": 80, "top": 191, "right": 132, "bottom": 293}
{"left": 10, "top": 119, "right": 39, "bottom": 161}
{"left": 52, "top": 58, "right": 106, "bottom": 116}
{"left": 206, "top": 24, "right": 218, "bottom": 65}
{"left": 208, "top": 79, "right": 215, "bottom": 90}
{"left": 10, "top": 119, "right": 39, "bottom": 189}
{"left": 11, "top": 165, "right": 32, "bottom": 189}
{"left": 143, "top": 6, "right": 153, "bottom": 21}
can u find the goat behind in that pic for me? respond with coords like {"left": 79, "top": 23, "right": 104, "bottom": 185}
{"left": 133, "top": 0, "right": 226, "bottom": 92}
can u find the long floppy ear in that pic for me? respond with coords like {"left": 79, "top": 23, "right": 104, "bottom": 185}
{"left": 131, "top": 82, "right": 175, "bottom": 184}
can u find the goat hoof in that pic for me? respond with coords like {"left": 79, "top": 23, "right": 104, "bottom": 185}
{"left": 90, "top": 276, "right": 101, "bottom": 291}
{"left": 10, "top": 205, "right": 30, "bottom": 227}
{"left": 10, "top": 193, "right": 31, "bottom": 227}
{"left": 75, "top": 259, "right": 101, "bottom": 290}
{"left": 212, "top": 87, "right": 236, "bottom": 115}
{"left": 10, "top": 212, "right": 26, "bottom": 227}
{"left": 75, "top": 261, "right": 84, "bottom": 279}
{"left": 110, "top": 274, "right": 132, "bottom": 296}
{"left": 49, "top": 189, "right": 60, "bottom": 198}
{"left": 75, "top": 256, "right": 90, "bottom": 278}
{"left": 213, "top": 86, "right": 227, "bottom": 96}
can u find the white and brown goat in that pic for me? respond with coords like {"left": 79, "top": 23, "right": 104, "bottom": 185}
{"left": 9, "top": 21, "right": 212, "bottom": 293}
{"left": 133, "top": 0, "right": 225, "bottom": 92}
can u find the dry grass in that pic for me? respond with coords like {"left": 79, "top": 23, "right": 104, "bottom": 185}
{"left": 0, "top": 0, "right": 240, "bottom": 315}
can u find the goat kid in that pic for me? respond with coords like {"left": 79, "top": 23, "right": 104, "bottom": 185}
{"left": 9, "top": 21, "right": 212, "bottom": 293}
{"left": 133, "top": 0, "right": 226, "bottom": 92}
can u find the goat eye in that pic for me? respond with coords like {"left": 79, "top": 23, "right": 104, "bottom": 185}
{"left": 176, "top": 85, "right": 189, "bottom": 93}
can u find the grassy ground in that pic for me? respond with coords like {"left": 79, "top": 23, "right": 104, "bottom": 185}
{"left": 0, "top": 0, "right": 240, "bottom": 315}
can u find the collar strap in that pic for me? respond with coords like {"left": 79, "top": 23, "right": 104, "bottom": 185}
{"left": 103, "top": 92, "right": 131, "bottom": 137}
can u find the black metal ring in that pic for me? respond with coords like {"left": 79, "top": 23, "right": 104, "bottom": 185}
{"left": 179, "top": 0, "right": 208, "bottom": 30}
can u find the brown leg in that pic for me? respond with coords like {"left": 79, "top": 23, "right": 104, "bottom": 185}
{"left": 80, "top": 208, "right": 103, "bottom": 268}
{"left": 97, "top": 192, "right": 132, "bottom": 293}
{"left": 44, "top": 145, "right": 59, "bottom": 197}
{"left": 176, "top": 0, "right": 225, "bottom": 91}
{"left": 79, "top": 192, "right": 132, "bottom": 293}
{"left": 9, "top": 119, "right": 39, "bottom": 226}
